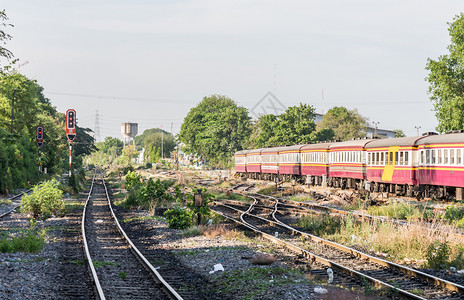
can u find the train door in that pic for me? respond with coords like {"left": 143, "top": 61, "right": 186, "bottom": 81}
{"left": 382, "top": 146, "right": 399, "bottom": 181}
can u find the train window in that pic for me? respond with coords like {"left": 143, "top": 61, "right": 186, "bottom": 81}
{"left": 432, "top": 150, "right": 437, "bottom": 164}
{"left": 458, "top": 149, "right": 462, "bottom": 165}
{"left": 438, "top": 149, "right": 442, "bottom": 165}
{"left": 420, "top": 150, "right": 424, "bottom": 165}
{"left": 394, "top": 151, "right": 398, "bottom": 165}
{"left": 404, "top": 151, "right": 409, "bottom": 165}
{"left": 399, "top": 152, "right": 404, "bottom": 166}
{"left": 426, "top": 150, "right": 430, "bottom": 165}
{"left": 444, "top": 149, "right": 449, "bottom": 164}
{"left": 451, "top": 149, "right": 455, "bottom": 165}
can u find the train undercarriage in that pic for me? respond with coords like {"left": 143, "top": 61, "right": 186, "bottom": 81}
{"left": 237, "top": 171, "right": 463, "bottom": 201}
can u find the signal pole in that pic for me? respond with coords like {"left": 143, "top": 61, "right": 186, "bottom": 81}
{"left": 66, "top": 109, "right": 77, "bottom": 177}
{"left": 36, "top": 126, "right": 44, "bottom": 172}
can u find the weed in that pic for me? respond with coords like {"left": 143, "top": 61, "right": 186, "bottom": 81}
{"left": 367, "top": 200, "right": 433, "bottom": 221}
{"left": 69, "top": 260, "right": 85, "bottom": 266}
{"left": 214, "top": 192, "right": 250, "bottom": 202}
{"left": 257, "top": 185, "right": 276, "bottom": 195}
{"left": 183, "top": 226, "right": 202, "bottom": 237}
{"left": 119, "top": 271, "right": 127, "bottom": 280}
{"left": 426, "top": 240, "right": 450, "bottom": 269}
{"left": 410, "top": 288, "right": 424, "bottom": 295}
{"left": 175, "top": 249, "right": 203, "bottom": 256}
{"left": 122, "top": 215, "right": 161, "bottom": 223}
{"left": 20, "top": 179, "right": 65, "bottom": 220}
{"left": 288, "top": 194, "right": 311, "bottom": 202}
{"left": 93, "top": 260, "right": 119, "bottom": 268}
{"left": 0, "top": 224, "right": 46, "bottom": 253}
{"left": 164, "top": 207, "right": 192, "bottom": 229}
{"left": 210, "top": 267, "right": 306, "bottom": 299}
{"left": 297, "top": 213, "right": 342, "bottom": 236}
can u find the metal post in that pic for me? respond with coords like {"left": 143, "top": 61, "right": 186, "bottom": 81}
{"left": 69, "top": 143, "right": 73, "bottom": 177}
{"left": 38, "top": 149, "right": 41, "bottom": 172}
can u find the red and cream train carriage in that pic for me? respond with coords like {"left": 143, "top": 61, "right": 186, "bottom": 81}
{"left": 234, "top": 150, "right": 248, "bottom": 174}
{"left": 278, "top": 145, "right": 305, "bottom": 179}
{"left": 328, "top": 139, "right": 373, "bottom": 189}
{"left": 261, "top": 147, "right": 280, "bottom": 180}
{"left": 300, "top": 142, "right": 332, "bottom": 185}
{"left": 245, "top": 148, "right": 262, "bottom": 179}
{"left": 233, "top": 131, "right": 464, "bottom": 200}
{"left": 365, "top": 136, "right": 425, "bottom": 196}
{"left": 416, "top": 133, "right": 464, "bottom": 199}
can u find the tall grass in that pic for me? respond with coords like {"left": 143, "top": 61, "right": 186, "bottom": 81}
{"left": 297, "top": 212, "right": 464, "bottom": 268}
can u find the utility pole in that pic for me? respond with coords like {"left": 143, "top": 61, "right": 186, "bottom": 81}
{"left": 160, "top": 125, "right": 164, "bottom": 159}
{"left": 373, "top": 121, "right": 379, "bottom": 138}
{"left": 10, "top": 90, "right": 16, "bottom": 134}
{"left": 415, "top": 126, "right": 421, "bottom": 136}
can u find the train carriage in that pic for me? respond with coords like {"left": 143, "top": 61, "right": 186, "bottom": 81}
{"left": 328, "top": 139, "right": 373, "bottom": 189}
{"left": 234, "top": 150, "right": 248, "bottom": 175}
{"left": 278, "top": 145, "right": 305, "bottom": 178}
{"left": 301, "top": 142, "right": 332, "bottom": 185}
{"left": 416, "top": 132, "right": 464, "bottom": 200}
{"left": 246, "top": 148, "right": 262, "bottom": 179}
{"left": 365, "top": 136, "right": 425, "bottom": 195}
{"left": 261, "top": 147, "right": 281, "bottom": 180}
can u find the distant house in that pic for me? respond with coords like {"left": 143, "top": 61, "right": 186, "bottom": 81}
{"left": 314, "top": 112, "right": 396, "bottom": 139}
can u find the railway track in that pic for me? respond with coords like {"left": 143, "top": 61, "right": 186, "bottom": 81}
{"left": 211, "top": 194, "right": 464, "bottom": 299}
{"left": 225, "top": 182, "right": 464, "bottom": 242}
{"left": 82, "top": 173, "right": 183, "bottom": 300}
{"left": 0, "top": 189, "right": 30, "bottom": 218}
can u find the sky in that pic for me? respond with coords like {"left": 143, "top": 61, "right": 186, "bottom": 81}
{"left": 2, "top": 1, "right": 463, "bottom": 141}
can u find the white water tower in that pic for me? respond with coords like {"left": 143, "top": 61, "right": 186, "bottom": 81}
{"left": 121, "top": 122, "right": 138, "bottom": 146}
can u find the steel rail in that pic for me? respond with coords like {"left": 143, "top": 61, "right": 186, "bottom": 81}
{"left": 255, "top": 193, "right": 464, "bottom": 296}
{"left": 81, "top": 172, "right": 106, "bottom": 300}
{"left": 212, "top": 201, "right": 428, "bottom": 299}
{"left": 252, "top": 191, "right": 464, "bottom": 241}
{"left": 101, "top": 174, "right": 183, "bottom": 300}
{"left": 0, "top": 189, "right": 31, "bottom": 218}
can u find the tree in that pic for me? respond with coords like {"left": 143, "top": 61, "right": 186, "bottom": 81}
{"left": 319, "top": 107, "right": 368, "bottom": 141}
{"left": 179, "top": 95, "right": 251, "bottom": 167}
{"left": 135, "top": 128, "right": 176, "bottom": 162}
{"left": 394, "top": 129, "right": 406, "bottom": 138}
{"left": 251, "top": 103, "right": 323, "bottom": 148}
{"left": 0, "top": 10, "right": 14, "bottom": 64}
{"left": 426, "top": 13, "right": 464, "bottom": 133}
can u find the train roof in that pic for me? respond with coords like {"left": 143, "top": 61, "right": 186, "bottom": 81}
{"left": 329, "top": 139, "right": 375, "bottom": 149}
{"left": 416, "top": 132, "right": 464, "bottom": 145}
{"left": 247, "top": 148, "right": 262, "bottom": 154}
{"left": 301, "top": 142, "right": 333, "bottom": 150}
{"left": 365, "top": 136, "right": 425, "bottom": 148}
{"left": 235, "top": 150, "right": 249, "bottom": 155}
{"left": 278, "top": 144, "right": 306, "bottom": 152}
{"left": 261, "top": 146, "right": 282, "bottom": 153}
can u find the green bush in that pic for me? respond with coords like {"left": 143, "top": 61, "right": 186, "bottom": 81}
{"left": 164, "top": 207, "right": 192, "bottom": 229}
{"left": 0, "top": 221, "right": 46, "bottom": 253}
{"left": 20, "top": 179, "right": 65, "bottom": 219}
{"left": 125, "top": 171, "right": 142, "bottom": 191}
{"left": 444, "top": 203, "right": 464, "bottom": 224}
{"left": 426, "top": 240, "right": 450, "bottom": 269}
